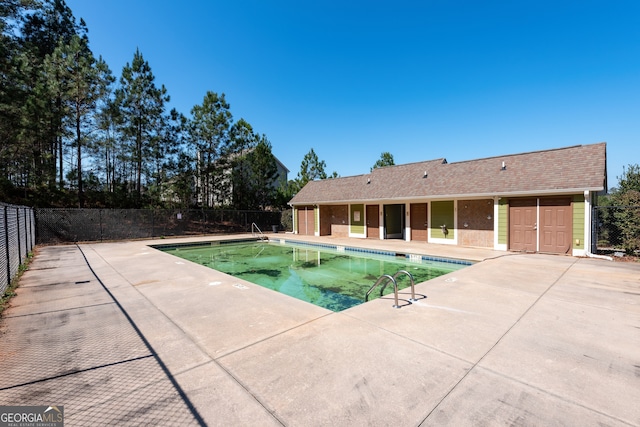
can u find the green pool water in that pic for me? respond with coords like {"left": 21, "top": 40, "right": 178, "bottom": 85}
{"left": 160, "top": 240, "right": 468, "bottom": 312}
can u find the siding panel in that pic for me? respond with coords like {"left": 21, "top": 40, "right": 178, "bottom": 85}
{"left": 431, "top": 201, "right": 454, "bottom": 240}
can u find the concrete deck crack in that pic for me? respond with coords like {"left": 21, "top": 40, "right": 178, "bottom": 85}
{"left": 2, "top": 302, "right": 115, "bottom": 319}
{"left": 0, "top": 354, "right": 154, "bottom": 391}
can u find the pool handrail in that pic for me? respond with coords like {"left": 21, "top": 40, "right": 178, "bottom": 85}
{"left": 251, "top": 223, "right": 267, "bottom": 241}
{"left": 391, "top": 269, "right": 416, "bottom": 302}
{"left": 365, "top": 274, "right": 400, "bottom": 308}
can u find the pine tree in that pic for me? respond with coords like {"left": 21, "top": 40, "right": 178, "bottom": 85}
{"left": 189, "top": 91, "right": 232, "bottom": 207}
{"left": 247, "top": 136, "right": 279, "bottom": 210}
{"left": 115, "top": 48, "right": 169, "bottom": 205}
{"left": 21, "top": 0, "right": 87, "bottom": 195}
{"left": 229, "top": 119, "right": 258, "bottom": 209}
{"left": 371, "top": 152, "right": 395, "bottom": 171}
{"left": 44, "top": 34, "right": 113, "bottom": 206}
{"left": 295, "top": 148, "right": 327, "bottom": 192}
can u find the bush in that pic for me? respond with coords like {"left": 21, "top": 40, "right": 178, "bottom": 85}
{"left": 281, "top": 209, "right": 293, "bottom": 232}
{"left": 612, "top": 191, "right": 640, "bottom": 254}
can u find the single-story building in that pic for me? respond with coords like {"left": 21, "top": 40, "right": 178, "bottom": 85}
{"left": 288, "top": 143, "right": 607, "bottom": 256}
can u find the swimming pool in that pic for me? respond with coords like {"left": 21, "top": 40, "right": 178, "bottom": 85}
{"left": 156, "top": 239, "right": 470, "bottom": 312}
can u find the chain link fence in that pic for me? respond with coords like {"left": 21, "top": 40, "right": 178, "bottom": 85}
{"left": 592, "top": 205, "right": 640, "bottom": 255}
{"left": 1, "top": 203, "right": 36, "bottom": 295}
{"left": 35, "top": 208, "right": 290, "bottom": 245}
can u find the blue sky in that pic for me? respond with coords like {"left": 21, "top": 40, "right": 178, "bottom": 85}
{"left": 65, "top": 0, "right": 639, "bottom": 188}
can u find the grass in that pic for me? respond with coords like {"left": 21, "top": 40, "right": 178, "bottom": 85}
{"left": 0, "top": 250, "right": 34, "bottom": 317}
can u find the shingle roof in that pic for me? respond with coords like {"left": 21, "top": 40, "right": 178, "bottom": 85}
{"left": 289, "top": 143, "right": 607, "bottom": 205}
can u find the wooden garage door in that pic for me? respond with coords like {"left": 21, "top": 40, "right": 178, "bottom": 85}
{"left": 540, "top": 197, "right": 572, "bottom": 254}
{"left": 410, "top": 203, "right": 428, "bottom": 241}
{"left": 297, "top": 208, "right": 315, "bottom": 235}
{"left": 366, "top": 205, "right": 379, "bottom": 238}
{"left": 509, "top": 198, "right": 537, "bottom": 252}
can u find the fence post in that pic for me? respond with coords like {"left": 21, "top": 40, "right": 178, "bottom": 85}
{"left": 15, "top": 207, "right": 22, "bottom": 263}
{"left": 591, "top": 206, "right": 597, "bottom": 254}
{"left": 22, "top": 208, "right": 28, "bottom": 255}
{"left": 25, "top": 208, "right": 31, "bottom": 251}
{"left": 3, "top": 206, "right": 9, "bottom": 292}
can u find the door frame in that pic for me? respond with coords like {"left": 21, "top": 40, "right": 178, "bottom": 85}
{"left": 297, "top": 206, "right": 315, "bottom": 236}
{"left": 383, "top": 204, "right": 405, "bottom": 239}
{"left": 410, "top": 203, "right": 428, "bottom": 241}
{"left": 366, "top": 205, "right": 380, "bottom": 238}
{"left": 509, "top": 198, "right": 538, "bottom": 252}
{"left": 509, "top": 197, "right": 573, "bottom": 254}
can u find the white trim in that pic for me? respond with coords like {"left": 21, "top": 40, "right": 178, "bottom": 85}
{"left": 493, "top": 197, "right": 507, "bottom": 251}
{"left": 536, "top": 197, "right": 540, "bottom": 252}
{"left": 290, "top": 187, "right": 605, "bottom": 207}
{"left": 293, "top": 207, "right": 298, "bottom": 234}
{"left": 314, "top": 206, "right": 319, "bottom": 236}
{"left": 379, "top": 203, "right": 384, "bottom": 239}
{"left": 405, "top": 202, "right": 411, "bottom": 242}
{"left": 577, "top": 190, "right": 591, "bottom": 257}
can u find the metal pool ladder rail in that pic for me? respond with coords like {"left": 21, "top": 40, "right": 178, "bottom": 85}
{"left": 390, "top": 270, "right": 417, "bottom": 302}
{"left": 251, "top": 223, "right": 267, "bottom": 241}
{"left": 365, "top": 269, "right": 417, "bottom": 308}
{"left": 365, "top": 274, "right": 400, "bottom": 308}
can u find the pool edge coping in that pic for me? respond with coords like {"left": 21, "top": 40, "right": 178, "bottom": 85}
{"left": 150, "top": 237, "right": 475, "bottom": 267}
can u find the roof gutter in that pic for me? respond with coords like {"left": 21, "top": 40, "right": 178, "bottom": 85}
{"left": 289, "top": 187, "right": 605, "bottom": 206}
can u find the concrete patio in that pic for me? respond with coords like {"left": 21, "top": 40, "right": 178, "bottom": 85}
{"left": 0, "top": 234, "right": 638, "bottom": 426}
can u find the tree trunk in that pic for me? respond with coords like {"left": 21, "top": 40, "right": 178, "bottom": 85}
{"left": 77, "top": 103, "right": 84, "bottom": 208}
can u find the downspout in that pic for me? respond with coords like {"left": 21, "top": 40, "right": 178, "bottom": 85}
{"left": 586, "top": 252, "right": 613, "bottom": 261}
{"left": 584, "top": 190, "right": 613, "bottom": 261}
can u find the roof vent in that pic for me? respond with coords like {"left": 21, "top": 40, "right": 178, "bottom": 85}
{"left": 367, "top": 177, "right": 371, "bottom": 184}
{"left": 501, "top": 161, "right": 506, "bottom": 171}
{"left": 423, "top": 171, "right": 428, "bottom": 178}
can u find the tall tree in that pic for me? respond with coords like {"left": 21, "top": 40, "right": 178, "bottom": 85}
{"left": 22, "top": 0, "right": 84, "bottom": 59}
{"left": 44, "top": 34, "right": 114, "bottom": 206}
{"left": 613, "top": 164, "right": 640, "bottom": 194}
{"left": 247, "top": 136, "right": 279, "bottom": 210}
{"left": 608, "top": 164, "right": 640, "bottom": 254}
{"left": 115, "top": 48, "right": 169, "bottom": 205}
{"left": 21, "top": 0, "right": 87, "bottom": 194}
{"left": 371, "top": 151, "right": 394, "bottom": 171}
{"left": 0, "top": 0, "right": 30, "bottom": 193}
{"left": 146, "top": 108, "right": 187, "bottom": 206}
{"left": 228, "top": 118, "right": 258, "bottom": 209}
{"left": 189, "top": 91, "right": 232, "bottom": 207}
{"left": 295, "top": 148, "right": 327, "bottom": 192}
